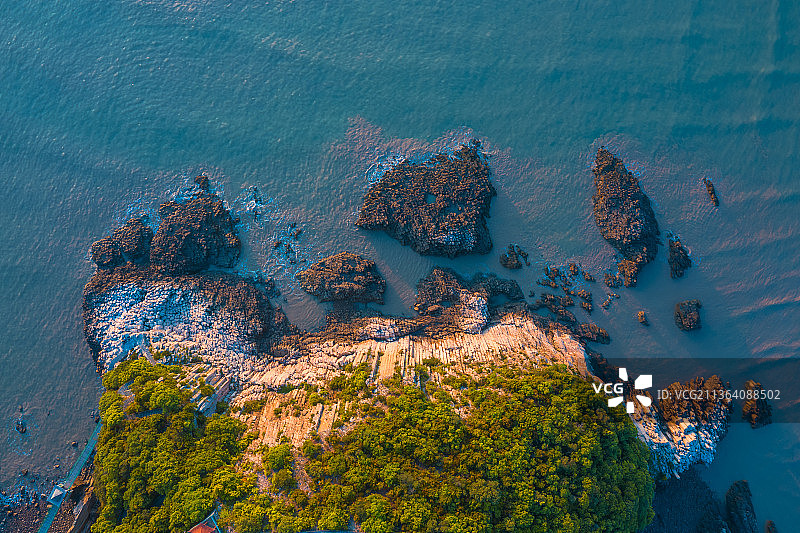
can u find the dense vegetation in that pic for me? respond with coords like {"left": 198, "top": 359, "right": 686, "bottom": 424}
{"left": 93, "top": 358, "right": 654, "bottom": 533}
{"left": 93, "top": 359, "right": 252, "bottom": 533}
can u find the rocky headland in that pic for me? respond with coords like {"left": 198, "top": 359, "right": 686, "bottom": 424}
{"left": 297, "top": 252, "right": 385, "bottom": 304}
{"left": 76, "top": 172, "right": 749, "bottom": 533}
{"left": 355, "top": 140, "right": 496, "bottom": 257}
{"left": 592, "top": 148, "right": 660, "bottom": 287}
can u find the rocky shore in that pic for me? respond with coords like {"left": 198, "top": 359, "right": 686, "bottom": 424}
{"left": 355, "top": 140, "right": 496, "bottom": 257}
{"left": 592, "top": 148, "right": 660, "bottom": 287}
{"left": 78, "top": 176, "right": 744, "bottom": 532}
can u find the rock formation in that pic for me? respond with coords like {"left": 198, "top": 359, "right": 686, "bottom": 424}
{"left": 674, "top": 299, "right": 702, "bottom": 331}
{"left": 592, "top": 148, "right": 660, "bottom": 287}
{"left": 633, "top": 375, "right": 731, "bottom": 478}
{"left": 297, "top": 252, "right": 385, "bottom": 304}
{"left": 499, "top": 244, "right": 528, "bottom": 269}
{"left": 725, "top": 480, "right": 758, "bottom": 533}
{"left": 704, "top": 178, "right": 720, "bottom": 206}
{"left": 356, "top": 140, "right": 496, "bottom": 257}
{"left": 84, "top": 186, "right": 287, "bottom": 372}
{"left": 90, "top": 217, "right": 153, "bottom": 269}
{"left": 741, "top": 380, "right": 772, "bottom": 428}
{"left": 668, "top": 236, "right": 692, "bottom": 279}
{"left": 151, "top": 191, "right": 240, "bottom": 275}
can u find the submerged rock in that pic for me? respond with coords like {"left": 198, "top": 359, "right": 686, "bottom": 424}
{"left": 674, "top": 299, "right": 702, "bottom": 331}
{"left": 592, "top": 148, "right": 660, "bottom": 287}
{"left": 151, "top": 190, "right": 240, "bottom": 275}
{"left": 499, "top": 243, "right": 528, "bottom": 269}
{"left": 741, "top": 380, "right": 772, "bottom": 429}
{"left": 725, "top": 481, "right": 758, "bottom": 533}
{"left": 297, "top": 252, "right": 386, "bottom": 304}
{"left": 356, "top": 140, "right": 496, "bottom": 257}
{"left": 668, "top": 236, "right": 692, "bottom": 279}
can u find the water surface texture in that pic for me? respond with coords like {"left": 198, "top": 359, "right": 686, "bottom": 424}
{"left": 1, "top": 0, "right": 799, "bottom": 523}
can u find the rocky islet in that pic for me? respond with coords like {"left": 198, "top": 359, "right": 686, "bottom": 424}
{"left": 592, "top": 148, "right": 660, "bottom": 287}
{"left": 355, "top": 140, "right": 496, "bottom": 257}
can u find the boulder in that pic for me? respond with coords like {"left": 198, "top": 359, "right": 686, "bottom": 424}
{"left": 704, "top": 178, "right": 720, "bottom": 206}
{"left": 675, "top": 299, "right": 702, "bottom": 331}
{"left": 592, "top": 148, "right": 660, "bottom": 287}
{"left": 297, "top": 252, "right": 386, "bottom": 304}
{"left": 356, "top": 140, "right": 496, "bottom": 257}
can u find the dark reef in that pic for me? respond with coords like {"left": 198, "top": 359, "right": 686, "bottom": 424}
{"left": 674, "top": 299, "right": 702, "bottom": 331}
{"left": 592, "top": 148, "right": 660, "bottom": 287}
{"left": 297, "top": 252, "right": 386, "bottom": 304}
{"left": 725, "top": 480, "right": 758, "bottom": 533}
{"left": 667, "top": 236, "right": 692, "bottom": 279}
{"left": 356, "top": 140, "right": 496, "bottom": 257}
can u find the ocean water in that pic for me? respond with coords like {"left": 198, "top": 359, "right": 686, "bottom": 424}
{"left": 1, "top": 0, "right": 799, "bottom": 525}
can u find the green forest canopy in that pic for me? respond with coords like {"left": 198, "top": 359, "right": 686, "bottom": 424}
{"left": 92, "top": 358, "right": 654, "bottom": 533}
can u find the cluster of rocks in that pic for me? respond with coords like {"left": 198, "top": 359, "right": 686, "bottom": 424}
{"left": 90, "top": 217, "right": 154, "bottom": 269}
{"left": 667, "top": 235, "right": 692, "bottom": 279}
{"left": 499, "top": 243, "right": 529, "bottom": 269}
{"left": 355, "top": 140, "right": 496, "bottom": 257}
{"left": 297, "top": 252, "right": 385, "bottom": 304}
{"left": 633, "top": 375, "right": 731, "bottom": 478}
{"left": 742, "top": 380, "right": 773, "bottom": 428}
{"left": 674, "top": 299, "right": 702, "bottom": 331}
{"left": 592, "top": 148, "right": 660, "bottom": 287}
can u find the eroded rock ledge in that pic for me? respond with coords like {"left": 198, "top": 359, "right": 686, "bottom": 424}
{"left": 355, "top": 140, "right": 496, "bottom": 257}
{"left": 592, "top": 148, "right": 660, "bottom": 287}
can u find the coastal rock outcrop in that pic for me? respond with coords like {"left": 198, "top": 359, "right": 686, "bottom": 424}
{"left": 592, "top": 148, "right": 660, "bottom": 287}
{"left": 356, "top": 140, "right": 496, "bottom": 257}
{"left": 633, "top": 375, "right": 731, "bottom": 478}
{"left": 741, "top": 380, "right": 772, "bottom": 428}
{"left": 90, "top": 217, "right": 154, "bottom": 269}
{"left": 675, "top": 299, "right": 702, "bottom": 331}
{"left": 84, "top": 187, "right": 286, "bottom": 372}
{"left": 725, "top": 480, "right": 758, "bottom": 533}
{"left": 668, "top": 236, "right": 692, "bottom": 279}
{"left": 151, "top": 191, "right": 240, "bottom": 275}
{"left": 297, "top": 252, "right": 385, "bottom": 304}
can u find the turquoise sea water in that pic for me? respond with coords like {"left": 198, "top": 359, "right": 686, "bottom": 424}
{"left": 1, "top": 0, "right": 799, "bottom": 525}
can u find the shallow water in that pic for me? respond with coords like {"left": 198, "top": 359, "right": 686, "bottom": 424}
{"left": 1, "top": 0, "right": 798, "bottom": 524}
